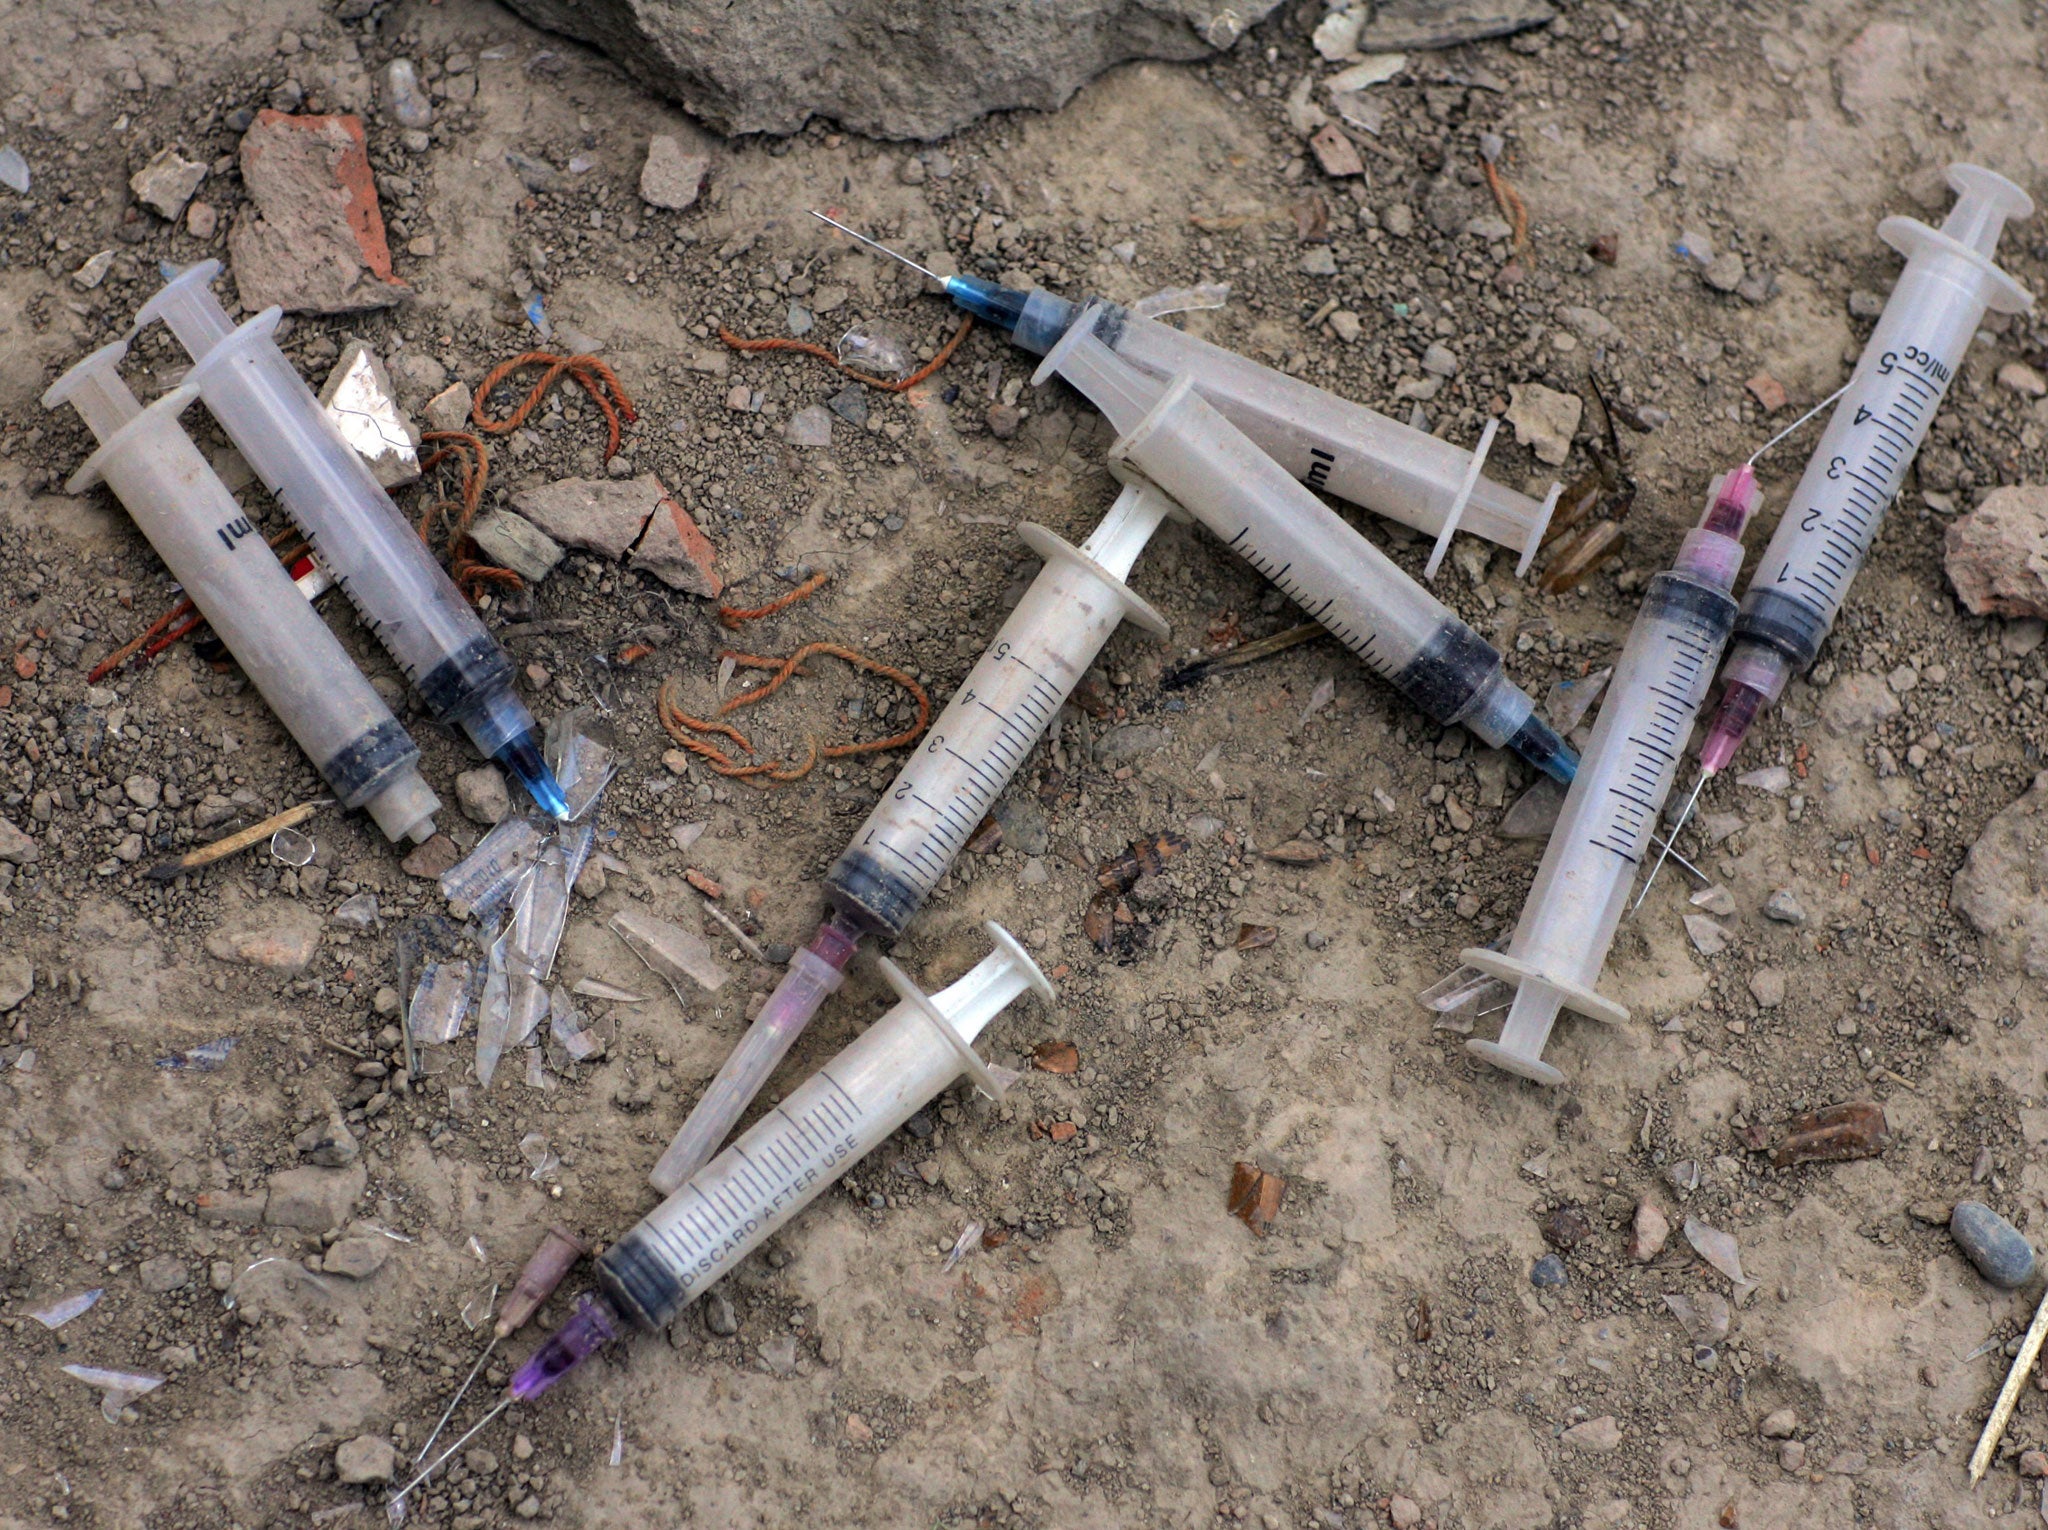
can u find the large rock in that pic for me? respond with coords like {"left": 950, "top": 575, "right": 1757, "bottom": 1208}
{"left": 1953, "top": 772, "right": 2048, "bottom": 981}
{"left": 512, "top": 474, "right": 721, "bottom": 596}
{"left": 1947, "top": 486, "right": 2048, "bottom": 619}
{"left": 204, "top": 903, "right": 324, "bottom": 971}
{"left": 229, "top": 111, "right": 406, "bottom": 315}
{"left": 493, "top": 0, "right": 1278, "bottom": 140}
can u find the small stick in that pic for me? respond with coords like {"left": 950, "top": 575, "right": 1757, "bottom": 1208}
{"left": 321, "top": 1038, "right": 372, "bottom": 1062}
{"left": 698, "top": 895, "right": 768, "bottom": 964}
{"left": 1968, "top": 1281, "right": 2048, "bottom": 1483}
{"left": 146, "top": 801, "right": 323, "bottom": 882}
{"left": 1161, "top": 623, "right": 1327, "bottom": 690}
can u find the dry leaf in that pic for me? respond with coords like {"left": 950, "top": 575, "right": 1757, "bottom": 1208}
{"left": 1771, "top": 1101, "right": 1888, "bottom": 1168}
{"left": 1097, "top": 833, "right": 1188, "bottom": 892}
{"left": 1233, "top": 923, "right": 1278, "bottom": 951}
{"left": 1082, "top": 892, "right": 1117, "bottom": 952}
{"left": 1227, "top": 1161, "right": 1286, "bottom": 1235}
{"left": 1684, "top": 1217, "right": 1754, "bottom": 1296}
{"left": 1032, "top": 1040, "right": 1079, "bottom": 1075}
{"left": 965, "top": 815, "right": 1003, "bottom": 854}
{"left": 1291, "top": 193, "right": 1330, "bottom": 243}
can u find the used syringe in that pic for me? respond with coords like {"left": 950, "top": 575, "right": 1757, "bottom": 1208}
{"left": 506, "top": 925, "right": 1049, "bottom": 1400}
{"left": 1034, "top": 309, "right": 1577, "bottom": 783}
{"left": 1698, "top": 164, "right": 2032, "bottom": 779}
{"left": 130, "top": 261, "right": 570, "bottom": 818}
{"left": 647, "top": 470, "right": 1177, "bottom": 1193}
{"left": 1454, "top": 468, "right": 1762, "bottom": 1084}
{"left": 43, "top": 344, "right": 442, "bottom": 844}
{"left": 813, "top": 212, "right": 1561, "bottom": 577}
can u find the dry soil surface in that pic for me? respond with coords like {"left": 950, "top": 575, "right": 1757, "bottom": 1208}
{"left": 2, "top": 2, "right": 2048, "bottom": 1528}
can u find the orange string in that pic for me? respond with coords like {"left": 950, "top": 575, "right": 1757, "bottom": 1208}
{"left": 469, "top": 351, "right": 638, "bottom": 459}
{"left": 717, "top": 572, "right": 829, "bottom": 629}
{"left": 717, "top": 315, "right": 973, "bottom": 394}
{"left": 656, "top": 644, "right": 929, "bottom": 784}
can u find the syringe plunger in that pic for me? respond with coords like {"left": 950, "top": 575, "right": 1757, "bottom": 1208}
{"left": 514, "top": 925, "right": 1050, "bottom": 1398}
{"left": 1457, "top": 469, "right": 1760, "bottom": 1083}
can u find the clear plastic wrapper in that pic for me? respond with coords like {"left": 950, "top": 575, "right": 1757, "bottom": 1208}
{"left": 440, "top": 817, "right": 545, "bottom": 924}
{"left": 408, "top": 960, "right": 476, "bottom": 1045}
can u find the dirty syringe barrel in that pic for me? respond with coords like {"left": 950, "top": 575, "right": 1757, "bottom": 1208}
{"left": 1703, "top": 164, "right": 2034, "bottom": 775}
{"left": 132, "top": 261, "right": 569, "bottom": 818}
{"left": 946, "top": 279, "right": 1559, "bottom": 574}
{"left": 828, "top": 469, "right": 1175, "bottom": 936}
{"left": 43, "top": 344, "right": 441, "bottom": 844}
{"left": 512, "top": 925, "right": 1051, "bottom": 1398}
{"left": 1034, "top": 312, "right": 1576, "bottom": 783}
{"left": 647, "top": 471, "right": 1177, "bottom": 1195}
{"left": 1458, "top": 470, "right": 1761, "bottom": 1085}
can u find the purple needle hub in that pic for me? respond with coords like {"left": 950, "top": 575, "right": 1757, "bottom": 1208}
{"left": 510, "top": 1291, "right": 619, "bottom": 1399}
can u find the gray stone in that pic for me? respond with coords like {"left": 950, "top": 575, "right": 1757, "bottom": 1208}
{"left": 336, "top": 1435, "right": 396, "bottom": 1484}
{"left": 1818, "top": 672, "right": 1900, "bottom": 735}
{"left": 991, "top": 797, "right": 1050, "bottom": 857}
{"left": 1946, "top": 486, "right": 2048, "bottom": 619}
{"left": 123, "top": 774, "right": 162, "bottom": 809}
{"left": 1529, "top": 1253, "right": 1567, "bottom": 1288}
{"left": 1763, "top": 888, "right": 1807, "bottom": 925}
{"left": 1506, "top": 383, "right": 1581, "bottom": 466}
{"left": 294, "top": 1117, "right": 360, "bottom": 1168}
{"left": 493, "top": 0, "right": 1281, "bottom": 139}
{"left": 1095, "top": 724, "right": 1170, "bottom": 764}
{"left": 1358, "top": 0, "right": 1554, "bottom": 51}
{"left": 702, "top": 1285, "right": 738, "bottom": 1335}
{"left": 138, "top": 1254, "right": 189, "bottom": 1293}
{"left": 1950, "top": 1200, "right": 2036, "bottom": 1288}
{"left": 1747, "top": 967, "right": 1786, "bottom": 1008}
{"left": 783, "top": 405, "right": 834, "bottom": 448}
{"left": 265, "top": 1164, "right": 366, "bottom": 1231}
{"left": 1702, "top": 251, "right": 1746, "bottom": 293}
{"left": 0, "top": 953, "right": 30, "bottom": 1012}
{"left": 1560, "top": 1415, "right": 1621, "bottom": 1453}
{"left": 0, "top": 817, "right": 39, "bottom": 864}
{"left": 423, "top": 381, "right": 473, "bottom": 434}
{"left": 455, "top": 766, "right": 512, "bottom": 826}
{"left": 1758, "top": 1407, "right": 1799, "bottom": 1440}
{"left": 468, "top": 509, "right": 565, "bottom": 585}
{"left": 639, "top": 133, "right": 710, "bottom": 209}
{"left": 382, "top": 60, "right": 433, "bottom": 129}
{"left": 1952, "top": 772, "right": 2048, "bottom": 979}
{"left": 323, "top": 1236, "right": 391, "bottom": 1280}
{"left": 513, "top": 474, "right": 658, "bottom": 561}
{"left": 131, "top": 146, "right": 207, "bottom": 220}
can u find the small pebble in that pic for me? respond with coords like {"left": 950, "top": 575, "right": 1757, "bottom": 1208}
{"left": 1762, "top": 888, "right": 1807, "bottom": 925}
{"left": 702, "top": 1286, "right": 739, "bottom": 1335}
{"left": 1951, "top": 1200, "right": 2036, "bottom": 1288}
{"left": 1529, "top": 1253, "right": 1567, "bottom": 1289}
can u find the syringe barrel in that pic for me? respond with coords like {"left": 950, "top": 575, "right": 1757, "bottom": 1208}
{"left": 602, "top": 928, "right": 1047, "bottom": 1333}
{"left": 1735, "top": 165, "right": 2030, "bottom": 674}
{"left": 1501, "top": 572, "right": 1737, "bottom": 996}
{"left": 138, "top": 267, "right": 518, "bottom": 733}
{"left": 1012, "top": 292, "right": 1553, "bottom": 559}
{"left": 1109, "top": 375, "right": 1534, "bottom": 750}
{"left": 828, "top": 484, "right": 1171, "bottom": 937}
{"left": 45, "top": 367, "right": 438, "bottom": 843}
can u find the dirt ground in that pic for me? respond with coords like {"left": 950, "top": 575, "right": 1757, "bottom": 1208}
{"left": 2, "top": 0, "right": 2048, "bottom": 1526}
